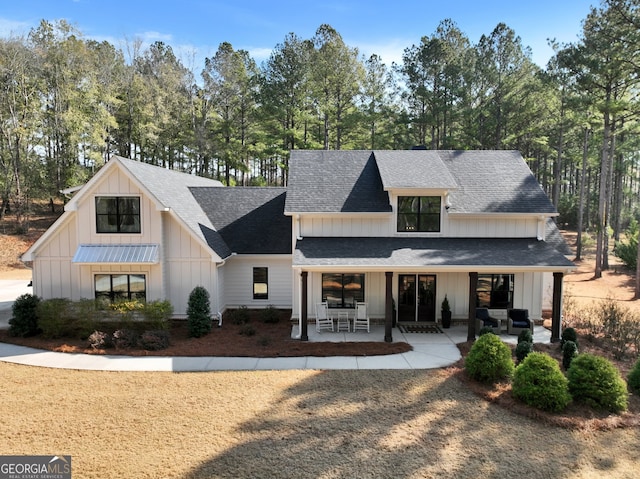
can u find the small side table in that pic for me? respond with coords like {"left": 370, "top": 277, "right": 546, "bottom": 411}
{"left": 336, "top": 311, "right": 350, "bottom": 332}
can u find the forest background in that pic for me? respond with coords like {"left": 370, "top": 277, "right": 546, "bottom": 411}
{"left": 0, "top": 0, "right": 639, "bottom": 286}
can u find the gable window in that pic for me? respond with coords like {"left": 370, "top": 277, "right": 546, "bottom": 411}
{"left": 476, "top": 274, "right": 514, "bottom": 309}
{"left": 253, "top": 267, "right": 268, "bottom": 300}
{"left": 322, "top": 273, "right": 365, "bottom": 309}
{"left": 95, "top": 274, "right": 146, "bottom": 303}
{"left": 397, "top": 196, "right": 441, "bottom": 232}
{"left": 96, "top": 196, "right": 141, "bottom": 233}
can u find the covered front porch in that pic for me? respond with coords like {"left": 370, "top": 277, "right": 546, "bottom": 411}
{"left": 293, "top": 236, "right": 575, "bottom": 344}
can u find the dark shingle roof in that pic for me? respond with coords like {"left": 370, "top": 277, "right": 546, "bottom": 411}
{"left": 374, "top": 150, "right": 458, "bottom": 189}
{"left": 285, "top": 150, "right": 556, "bottom": 215}
{"left": 438, "top": 150, "right": 556, "bottom": 214}
{"left": 191, "top": 187, "right": 291, "bottom": 255}
{"left": 293, "top": 236, "right": 574, "bottom": 269}
{"left": 285, "top": 150, "right": 391, "bottom": 213}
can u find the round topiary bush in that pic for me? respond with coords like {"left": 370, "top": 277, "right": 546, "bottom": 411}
{"left": 512, "top": 352, "right": 572, "bottom": 412}
{"left": 515, "top": 340, "right": 533, "bottom": 364}
{"left": 465, "top": 333, "right": 515, "bottom": 383}
{"left": 478, "top": 326, "right": 495, "bottom": 336}
{"left": 9, "top": 293, "right": 41, "bottom": 337}
{"left": 187, "top": 286, "right": 212, "bottom": 338}
{"left": 561, "top": 327, "right": 578, "bottom": 348}
{"left": 627, "top": 358, "right": 640, "bottom": 395}
{"left": 567, "top": 353, "right": 628, "bottom": 413}
{"left": 562, "top": 340, "right": 578, "bottom": 370}
{"left": 517, "top": 329, "right": 533, "bottom": 344}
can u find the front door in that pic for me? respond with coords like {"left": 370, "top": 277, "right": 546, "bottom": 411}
{"left": 398, "top": 274, "right": 436, "bottom": 322}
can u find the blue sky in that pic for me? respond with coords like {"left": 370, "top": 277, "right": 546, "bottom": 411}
{"left": 1, "top": 0, "right": 595, "bottom": 69}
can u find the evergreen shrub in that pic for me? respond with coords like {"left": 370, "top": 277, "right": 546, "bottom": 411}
{"left": 465, "top": 333, "right": 514, "bottom": 383}
{"left": 9, "top": 293, "right": 41, "bottom": 337}
{"left": 562, "top": 340, "right": 578, "bottom": 370}
{"left": 628, "top": 358, "right": 640, "bottom": 395}
{"left": 261, "top": 305, "right": 280, "bottom": 324}
{"left": 512, "top": 352, "right": 571, "bottom": 412}
{"left": 515, "top": 340, "right": 533, "bottom": 363}
{"left": 561, "top": 327, "right": 578, "bottom": 348}
{"left": 187, "top": 286, "right": 212, "bottom": 338}
{"left": 567, "top": 353, "right": 628, "bottom": 413}
{"left": 517, "top": 329, "right": 533, "bottom": 344}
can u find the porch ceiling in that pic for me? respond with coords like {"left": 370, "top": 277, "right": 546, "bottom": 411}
{"left": 293, "top": 237, "right": 575, "bottom": 272}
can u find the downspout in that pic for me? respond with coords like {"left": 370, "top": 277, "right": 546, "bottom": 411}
{"left": 215, "top": 252, "right": 237, "bottom": 327}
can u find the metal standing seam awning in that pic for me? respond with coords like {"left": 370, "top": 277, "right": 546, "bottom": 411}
{"left": 72, "top": 244, "right": 160, "bottom": 264}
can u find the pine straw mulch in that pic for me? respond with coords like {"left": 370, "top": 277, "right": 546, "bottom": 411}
{"left": 452, "top": 338, "right": 640, "bottom": 432}
{"left": 0, "top": 317, "right": 412, "bottom": 358}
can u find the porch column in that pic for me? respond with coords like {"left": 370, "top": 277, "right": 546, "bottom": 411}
{"left": 300, "top": 271, "right": 308, "bottom": 341}
{"left": 468, "top": 272, "right": 478, "bottom": 341}
{"left": 551, "top": 272, "right": 563, "bottom": 343}
{"left": 385, "top": 271, "right": 393, "bottom": 342}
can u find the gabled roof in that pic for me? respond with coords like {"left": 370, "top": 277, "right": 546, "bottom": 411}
{"left": 190, "top": 187, "right": 291, "bottom": 255}
{"left": 374, "top": 150, "right": 458, "bottom": 190}
{"left": 285, "top": 150, "right": 557, "bottom": 216}
{"left": 285, "top": 150, "right": 391, "bottom": 213}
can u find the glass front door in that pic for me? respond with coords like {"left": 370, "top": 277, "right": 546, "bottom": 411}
{"left": 398, "top": 274, "right": 436, "bottom": 322}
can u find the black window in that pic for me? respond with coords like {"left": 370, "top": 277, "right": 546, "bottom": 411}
{"left": 322, "top": 273, "right": 365, "bottom": 309}
{"left": 95, "top": 274, "right": 146, "bottom": 303}
{"left": 253, "top": 267, "right": 268, "bottom": 300}
{"left": 96, "top": 196, "right": 141, "bottom": 233}
{"left": 476, "top": 274, "right": 514, "bottom": 309}
{"left": 397, "top": 196, "right": 441, "bottom": 232}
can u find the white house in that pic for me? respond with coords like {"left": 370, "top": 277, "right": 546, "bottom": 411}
{"left": 22, "top": 150, "right": 574, "bottom": 342}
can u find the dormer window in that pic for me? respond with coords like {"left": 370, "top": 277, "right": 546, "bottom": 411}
{"left": 397, "top": 196, "right": 441, "bottom": 232}
{"left": 96, "top": 196, "right": 141, "bottom": 233}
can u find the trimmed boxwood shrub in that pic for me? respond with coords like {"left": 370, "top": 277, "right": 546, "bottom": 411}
{"left": 567, "top": 353, "right": 628, "bottom": 413}
{"left": 187, "top": 286, "right": 212, "bottom": 338}
{"left": 478, "top": 326, "right": 495, "bottom": 336}
{"left": 9, "top": 293, "right": 41, "bottom": 337}
{"left": 515, "top": 340, "right": 533, "bottom": 364}
{"left": 562, "top": 340, "right": 578, "bottom": 370}
{"left": 627, "top": 358, "right": 640, "bottom": 395}
{"left": 512, "top": 352, "right": 572, "bottom": 412}
{"left": 465, "top": 333, "right": 515, "bottom": 383}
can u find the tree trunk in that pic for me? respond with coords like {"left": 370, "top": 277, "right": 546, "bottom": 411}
{"left": 576, "top": 127, "right": 589, "bottom": 261}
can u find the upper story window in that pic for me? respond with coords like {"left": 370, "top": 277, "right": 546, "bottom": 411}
{"left": 96, "top": 196, "right": 141, "bottom": 233}
{"left": 397, "top": 196, "right": 441, "bottom": 232}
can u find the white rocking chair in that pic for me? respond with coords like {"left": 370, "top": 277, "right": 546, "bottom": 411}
{"left": 315, "top": 302, "right": 334, "bottom": 332}
{"left": 353, "top": 302, "right": 370, "bottom": 332}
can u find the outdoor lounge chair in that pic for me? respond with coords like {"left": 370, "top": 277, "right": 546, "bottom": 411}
{"left": 507, "top": 308, "right": 534, "bottom": 335}
{"left": 315, "top": 302, "right": 334, "bottom": 332}
{"left": 353, "top": 302, "right": 370, "bottom": 332}
{"left": 475, "top": 308, "right": 501, "bottom": 335}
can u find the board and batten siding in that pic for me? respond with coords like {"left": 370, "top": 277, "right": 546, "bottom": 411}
{"left": 222, "top": 256, "right": 292, "bottom": 310}
{"left": 299, "top": 214, "right": 540, "bottom": 239}
{"left": 162, "top": 212, "right": 218, "bottom": 316}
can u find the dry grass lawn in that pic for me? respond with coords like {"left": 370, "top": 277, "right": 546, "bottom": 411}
{"left": 1, "top": 362, "right": 639, "bottom": 479}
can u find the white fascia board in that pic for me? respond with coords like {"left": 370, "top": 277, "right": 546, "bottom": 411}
{"left": 293, "top": 264, "right": 575, "bottom": 274}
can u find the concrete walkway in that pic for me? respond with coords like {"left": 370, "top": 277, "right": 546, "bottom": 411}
{"left": 0, "top": 323, "right": 551, "bottom": 372}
